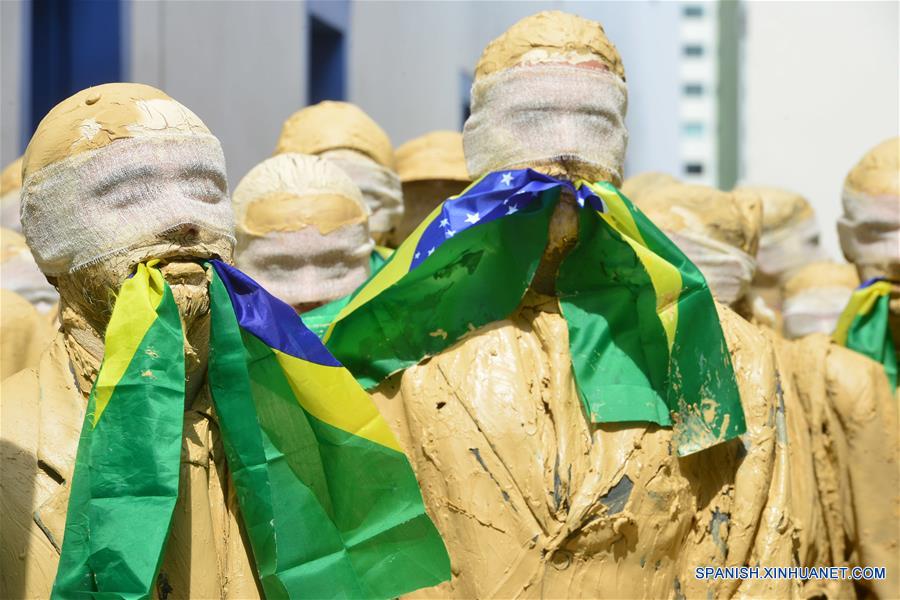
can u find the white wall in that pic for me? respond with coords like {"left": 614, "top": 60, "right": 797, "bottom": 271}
{"left": 740, "top": 1, "right": 899, "bottom": 260}
{"left": 129, "top": 1, "right": 307, "bottom": 188}
{"left": 348, "top": 1, "right": 476, "bottom": 146}
{"left": 350, "top": 1, "right": 683, "bottom": 179}
{"left": 1, "top": 0, "right": 26, "bottom": 168}
{"left": 570, "top": 1, "right": 682, "bottom": 178}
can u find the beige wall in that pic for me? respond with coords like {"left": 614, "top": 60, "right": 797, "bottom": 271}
{"left": 740, "top": 1, "right": 899, "bottom": 260}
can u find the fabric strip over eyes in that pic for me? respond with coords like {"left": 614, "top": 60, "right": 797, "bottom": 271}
{"left": 21, "top": 135, "right": 233, "bottom": 275}
{"left": 838, "top": 187, "right": 900, "bottom": 267}
{"left": 463, "top": 64, "right": 628, "bottom": 181}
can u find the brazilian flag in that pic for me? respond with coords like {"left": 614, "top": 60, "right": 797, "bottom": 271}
{"left": 52, "top": 261, "right": 449, "bottom": 599}
{"left": 309, "top": 168, "right": 746, "bottom": 456}
{"left": 833, "top": 277, "right": 898, "bottom": 388}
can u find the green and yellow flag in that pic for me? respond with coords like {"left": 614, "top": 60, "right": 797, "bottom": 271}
{"left": 308, "top": 168, "right": 746, "bottom": 456}
{"left": 52, "top": 261, "right": 184, "bottom": 598}
{"left": 833, "top": 277, "right": 898, "bottom": 388}
{"left": 52, "top": 261, "right": 449, "bottom": 599}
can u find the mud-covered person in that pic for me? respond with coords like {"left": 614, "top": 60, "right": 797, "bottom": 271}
{"left": 1, "top": 83, "right": 261, "bottom": 599}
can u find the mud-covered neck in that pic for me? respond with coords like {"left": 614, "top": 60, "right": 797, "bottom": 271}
{"left": 526, "top": 163, "right": 618, "bottom": 298}
{"left": 60, "top": 300, "right": 103, "bottom": 396}
{"left": 59, "top": 295, "right": 210, "bottom": 405}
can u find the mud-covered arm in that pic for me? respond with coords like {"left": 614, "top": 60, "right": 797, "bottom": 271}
{"left": 826, "top": 344, "right": 900, "bottom": 599}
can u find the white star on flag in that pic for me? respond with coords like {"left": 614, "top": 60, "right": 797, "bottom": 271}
{"left": 506, "top": 205, "right": 519, "bottom": 215}
{"left": 445, "top": 229, "right": 456, "bottom": 238}
{"left": 500, "top": 172, "right": 513, "bottom": 186}
{"left": 465, "top": 212, "right": 480, "bottom": 224}
{"left": 439, "top": 218, "right": 449, "bottom": 228}
{"left": 427, "top": 247, "right": 435, "bottom": 256}
{"left": 414, "top": 252, "right": 420, "bottom": 259}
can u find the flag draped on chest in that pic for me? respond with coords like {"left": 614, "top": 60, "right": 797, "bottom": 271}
{"left": 311, "top": 168, "right": 746, "bottom": 456}
{"left": 833, "top": 277, "right": 898, "bottom": 388}
{"left": 52, "top": 261, "right": 449, "bottom": 599}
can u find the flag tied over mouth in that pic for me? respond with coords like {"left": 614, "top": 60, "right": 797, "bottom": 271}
{"left": 833, "top": 277, "right": 898, "bottom": 388}
{"left": 307, "top": 168, "right": 747, "bottom": 456}
{"left": 52, "top": 260, "right": 450, "bottom": 600}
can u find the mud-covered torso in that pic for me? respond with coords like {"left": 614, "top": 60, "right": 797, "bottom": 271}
{"left": 0, "top": 334, "right": 261, "bottom": 600}
{"left": 373, "top": 294, "right": 695, "bottom": 599}
{"left": 781, "top": 334, "right": 900, "bottom": 599}
{"left": 373, "top": 295, "right": 803, "bottom": 599}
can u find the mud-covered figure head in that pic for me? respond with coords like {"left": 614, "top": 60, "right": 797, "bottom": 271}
{"left": 0, "top": 226, "right": 58, "bottom": 313}
{"left": 1, "top": 156, "right": 24, "bottom": 231}
{"left": 233, "top": 153, "right": 373, "bottom": 314}
{"left": 465, "top": 10, "right": 626, "bottom": 186}
{"left": 633, "top": 182, "right": 763, "bottom": 312}
{"left": 464, "top": 11, "right": 628, "bottom": 292}
{"left": 839, "top": 137, "right": 900, "bottom": 350}
{"left": 620, "top": 171, "right": 679, "bottom": 203}
{"left": 275, "top": 101, "right": 402, "bottom": 246}
{"left": 781, "top": 261, "right": 859, "bottom": 339}
{"left": 20, "top": 83, "right": 234, "bottom": 379}
{"left": 735, "top": 185, "right": 820, "bottom": 305}
{"left": 390, "top": 131, "right": 469, "bottom": 247}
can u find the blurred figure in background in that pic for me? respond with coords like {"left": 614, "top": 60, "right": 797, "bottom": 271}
{"left": 1, "top": 227, "right": 58, "bottom": 380}
{"left": 836, "top": 138, "right": 900, "bottom": 385}
{"left": 0, "top": 226, "right": 58, "bottom": 314}
{"left": 634, "top": 180, "right": 898, "bottom": 599}
{"left": 620, "top": 170, "right": 678, "bottom": 202}
{"left": 232, "top": 152, "right": 373, "bottom": 315}
{"left": 275, "top": 101, "right": 403, "bottom": 246}
{"left": 0, "top": 156, "right": 23, "bottom": 231}
{"left": 781, "top": 261, "right": 858, "bottom": 339}
{"left": 839, "top": 138, "right": 900, "bottom": 286}
{"left": 633, "top": 182, "right": 761, "bottom": 316}
{"left": 793, "top": 137, "right": 900, "bottom": 599}
{"left": 389, "top": 130, "right": 470, "bottom": 247}
{"left": 1, "top": 289, "right": 54, "bottom": 379}
{"left": 736, "top": 185, "right": 821, "bottom": 317}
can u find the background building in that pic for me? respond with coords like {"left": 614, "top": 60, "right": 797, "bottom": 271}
{"left": 1, "top": 0, "right": 897, "bottom": 258}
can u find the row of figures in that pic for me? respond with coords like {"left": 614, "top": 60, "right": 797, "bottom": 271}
{"left": 2, "top": 10, "right": 898, "bottom": 600}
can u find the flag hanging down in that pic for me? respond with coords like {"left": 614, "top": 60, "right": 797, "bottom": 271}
{"left": 53, "top": 260, "right": 450, "bottom": 599}
{"left": 208, "top": 260, "right": 450, "bottom": 598}
{"left": 318, "top": 168, "right": 746, "bottom": 456}
{"left": 53, "top": 262, "right": 185, "bottom": 599}
{"left": 833, "top": 277, "right": 898, "bottom": 388}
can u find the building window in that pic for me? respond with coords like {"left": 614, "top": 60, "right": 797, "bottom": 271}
{"left": 685, "top": 163, "right": 704, "bottom": 175}
{"left": 682, "top": 122, "right": 705, "bottom": 136}
{"left": 683, "top": 45, "right": 704, "bottom": 57}
{"left": 683, "top": 5, "right": 704, "bottom": 18}
{"left": 30, "top": 0, "right": 122, "bottom": 137}
{"left": 308, "top": 14, "right": 346, "bottom": 104}
{"left": 683, "top": 83, "right": 704, "bottom": 96}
